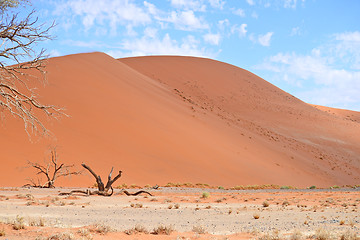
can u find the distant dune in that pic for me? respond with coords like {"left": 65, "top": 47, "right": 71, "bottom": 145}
{"left": 1, "top": 52, "right": 359, "bottom": 187}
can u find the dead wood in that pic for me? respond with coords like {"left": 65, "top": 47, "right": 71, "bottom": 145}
{"left": 59, "top": 163, "right": 153, "bottom": 197}
{"left": 26, "top": 147, "right": 82, "bottom": 188}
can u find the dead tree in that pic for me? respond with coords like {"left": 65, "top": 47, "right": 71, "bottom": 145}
{"left": 25, "top": 148, "right": 81, "bottom": 188}
{"left": 0, "top": 0, "right": 65, "bottom": 135}
{"left": 81, "top": 164, "right": 122, "bottom": 196}
{"left": 60, "top": 164, "right": 152, "bottom": 197}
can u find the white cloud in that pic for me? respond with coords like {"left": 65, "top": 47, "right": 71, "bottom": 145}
{"left": 48, "top": 49, "right": 61, "bottom": 58}
{"left": 334, "top": 31, "right": 360, "bottom": 42}
{"left": 258, "top": 32, "right": 273, "bottom": 46}
{"left": 283, "top": 0, "right": 305, "bottom": 9}
{"left": 283, "top": 0, "right": 297, "bottom": 8}
{"left": 233, "top": 8, "right": 245, "bottom": 17}
{"left": 144, "top": 27, "right": 158, "bottom": 38}
{"left": 203, "top": 33, "right": 221, "bottom": 45}
{"left": 246, "top": 0, "right": 255, "bottom": 6}
{"left": 117, "top": 33, "right": 215, "bottom": 58}
{"left": 231, "top": 23, "right": 247, "bottom": 38}
{"left": 163, "top": 10, "right": 209, "bottom": 30}
{"left": 54, "top": 0, "right": 151, "bottom": 34}
{"left": 62, "top": 39, "right": 103, "bottom": 48}
{"left": 170, "top": 0, "right": 206, "bottom": 11}
{"left": 209, "top": 0, "right": 226, "bottom": 9}
{"left": 218, "top": 19, "right": 230, "bottom": 31}
{"left": 144, "top": 1, "right": 159, "bottom": 15}
{"left": 256, "top": 31, "right": 360, "bottom": 110}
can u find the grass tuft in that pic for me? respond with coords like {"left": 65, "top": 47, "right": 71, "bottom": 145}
{"left": 151, "top": 225, "right": 174, "bottom": 235}
{"left": 124, "top": 225, "right": 149, "bottom": 235}
{"left": 201, "top": 191, "right": 210, "bottom": 199}
{"left": 192, "top": 225, "right": 206, "bottom": 234}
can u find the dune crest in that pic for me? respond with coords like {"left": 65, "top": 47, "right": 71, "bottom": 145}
{"left": 0, "top": 52, "right": 359, "bottom": 187}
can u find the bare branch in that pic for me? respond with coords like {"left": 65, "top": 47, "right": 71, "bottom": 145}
{"left": 26, "top": 147, "right": 81, "bottom": 188}
{"left": 0, "top": 3, "right": 65, "bottom": 136}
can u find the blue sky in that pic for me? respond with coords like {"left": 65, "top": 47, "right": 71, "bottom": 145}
{"left": 24, "top": 0, "right": 360, "bottom": 110}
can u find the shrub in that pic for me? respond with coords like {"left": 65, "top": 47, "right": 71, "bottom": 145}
{"left": 124, "top": 225, "right": 148, "bottom": 235}
{"left": 92, "top": 224, "right": 112, "bottom": 234}
{"left": 314, "top": 228, "right": 331, "bottom": 240}
{"left": 47, "top": 232, "right": 75, "bottom": 240}
{"left": 192, "top": 225, "right": 206, "bottom": 234}
{"left": 201, "top": 192, "right": 210, "bottom": 199}
{"left": 290, "top": 229, "right": 303, "bottom": 240}
{"left": 309, "top": 185, "right": 316, "bottom": 189}
{"left": 0, "top": 228, "right": 5, "bottom": 237}
{"left": 262, "top": 201, "right": 270, "bottom": 207}
{"left": 12, "top": 216, "right": 25, "bottom": 230}
{"left": 151, "top": 225, "right": 174, "bottom": 235}
{"left": 77, "top": 228, "right": 92, "bottom": 238}
{"left": 253, "top": 213, "right": 260, "bottom": 219}
{"left": 29, "top": 217, "right": 45, "bottom": 227}
{"left": 340, "top": 230, "right": 359, "bottom": 240}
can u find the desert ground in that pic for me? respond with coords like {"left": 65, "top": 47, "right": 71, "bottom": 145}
{"left": 1, "top": 53, "right": 360, "bottom": 239}
{"left": 0, "top": 186, "right": 359, "bottom": 239}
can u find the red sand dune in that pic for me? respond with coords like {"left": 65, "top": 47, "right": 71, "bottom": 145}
{"left": 1, "top": 52, "right": 359, "bottom": 188}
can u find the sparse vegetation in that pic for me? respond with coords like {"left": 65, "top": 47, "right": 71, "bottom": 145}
{"left": 258, "top": 230, "right": 280, "bottom": 240}
{"left": 124, "top": 225, "right": 149, "bottom": 235}
{"left": 26, "top": 148, "right": 81, "bottom": 188}
{"left": 201, "top": 191, "right": 210, "bottom": 199}
{"left": 340, "top": 230, "right": 359, "bottom": 240}
{"left": 12, "top": 216, "right": 25, "bottom": 230}
{"left": 29, "top": 217, "right": 45, "bottom": 227}
{"left": 262, "top": 200, "right": 270, "bottom": 207}
{"left": 290, "top": 229, "right": 303, "bottom": 240}
{"left": 253, "top": 213, "right": 260, "bottom": 219}
{"left": 314, "top": 228, "right": 331, "bottom": 240}
{"left": 151, "top": 225, "right": 174, "bottom": 235}
{"left": 47, "top": 232, "right": 75, "bottom": 240}
{"left": 309, "top": 185, "right": 317, "bottom": 189}
{"left": 192, "top": 225, "right": 206, "bottom": 234}
{"left": 0, "top": 228, "right": 5, "bottom": 237}
{"left": 77, "top": 228, "right": 92, "bottom": 238}
{"left": 91, "top": 223, "right": 112, "bottom": 234}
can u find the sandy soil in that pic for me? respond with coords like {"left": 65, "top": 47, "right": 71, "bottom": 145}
{"left": 1, "top": 52, "right": 360, "bottom": 189}
{"left": 0, "top": 187, "right": 359, "bottom": 239}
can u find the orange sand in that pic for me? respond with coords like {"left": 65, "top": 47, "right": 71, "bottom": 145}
{"left": 0, "top": 52, "right": 359, "bottom": 187}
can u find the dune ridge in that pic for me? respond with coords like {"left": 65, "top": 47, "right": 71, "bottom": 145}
{"left": 0, "top": 52, "right": 359, "bottom": 187}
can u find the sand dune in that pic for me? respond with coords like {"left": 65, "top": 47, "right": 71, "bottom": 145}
{"left": 0, "top": 52, "right": 359, "bottom": 187}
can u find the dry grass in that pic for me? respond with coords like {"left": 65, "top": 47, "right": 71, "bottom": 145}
{"left": 124, "top": 225, "right": 149, "bottom": 235}
{"left": 47, "top": 232, "right": 75, "bottom": 240}
{"left": 258, "top": 230, "right": 280, "bottom": 240}
{"left": 77, "top": 228, "right": 93, "bottom": 238}
{"left": 130, "top": 203, "right": 143, "bottom": 208}
{"left": 201, "top": 191, "right": 210, "bottom": 199}
{"left": 262, "top": 200, "right": 270, "bottom": 207}
{"left": 0, "top": 228, "right": 5, "bottom": 237}
{"left": 91, "top": 223, "right": 112, "bottom": 234}
{"left": 192, "top": 225, "right": 206, "bottom": 234}
{"left": 12, "top": 216, "right": 25, "bottom": 230}
{"left": 340, "top": 230, "right": 360, "bottom": 240}
{"left": 151, "top": 225, "right": 174, "bottom": 235}
{"left": 290, "top": 229, "right": 303, "bottom": 240}
{"left": 314, "top": 228, "right": 332, "bottom": 240}
{"left": 29, "top": 217, "right": 45, "bottom": 227}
